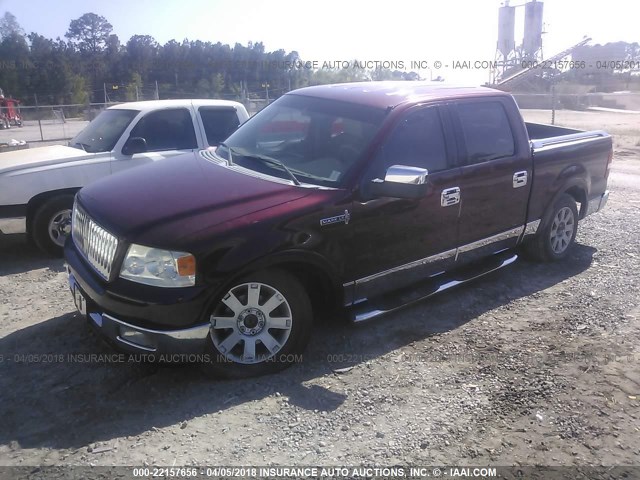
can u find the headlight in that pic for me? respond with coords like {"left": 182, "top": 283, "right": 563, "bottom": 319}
{"left": 120, "top": 244, "right": 196, "bottom": 287}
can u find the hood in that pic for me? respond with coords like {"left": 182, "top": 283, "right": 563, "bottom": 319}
{"left": 0, "top": 145, "right": 96, "bottom": 175}
{"left": 78, "top": 152, "right": 314, "bottom": 248}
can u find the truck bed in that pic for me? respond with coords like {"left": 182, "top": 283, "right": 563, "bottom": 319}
{"left": 525, "top": 122, "right": 582, "bottom": 140}
{"left": 525, "top": 122, "right": 612, "bottom": 222}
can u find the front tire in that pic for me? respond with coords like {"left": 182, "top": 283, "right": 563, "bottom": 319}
{"left": 32, "top": 195, "right": 75, "bottom": 256}
{"left": 202, "top": 269, "right": 312, "bottom": 378}
{"left": 524, "top": 193, "right": 578, "bottom": 262}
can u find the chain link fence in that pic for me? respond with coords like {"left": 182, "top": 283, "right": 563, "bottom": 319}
{"left": 0, "top": 91, "right": 638, "bottom": 148}
{"left": 0, "top": 98, "right": 273, "bottom": 147}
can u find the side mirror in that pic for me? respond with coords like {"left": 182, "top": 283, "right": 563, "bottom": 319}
{"left": 122, "top": 137, "right": 148, "bottom": 156}
{"left": 369, "top": 165, "right": 429, "bottom": 199}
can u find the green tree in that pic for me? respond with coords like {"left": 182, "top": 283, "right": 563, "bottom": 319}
{"left": 0, "top": 32, "right": 29, "bottom": 97}
{"left": 0, "top": 12, "right": 24, "bottom": 39}
{"left": 126, "top": 35, "right": 158, "bottom": 80}
{"left": 27, "top": 33, "right": 75, "bottom": 103}
{"left": 66, "top": 13, "right": 113, "bottom": 53}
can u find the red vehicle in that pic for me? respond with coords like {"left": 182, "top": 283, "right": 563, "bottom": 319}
{"left": 0, "top": 95, "right": 23, "bottom": 129}
{"left": 64, "top": 82, "right": 612, "bottom": 378}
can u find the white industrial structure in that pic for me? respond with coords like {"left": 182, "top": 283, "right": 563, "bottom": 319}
{"left": 492, "top": 0, "right": 545, "bottom": 83}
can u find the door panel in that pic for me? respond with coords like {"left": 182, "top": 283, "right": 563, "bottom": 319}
{"left": 348, "top": 170, "right": 460, "bottom": 302}
{"left": 452, "top": 100, "right": 531, "bottom": 263}
{"left": 345, "top": 105, "right": 461, "bottom": 302}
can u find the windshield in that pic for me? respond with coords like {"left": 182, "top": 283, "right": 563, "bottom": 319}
{"left": 70, "top": 109, "right": 139, "bottom": 153}
{"left": 218, "top": 94, "right": 386, "bottom": 187}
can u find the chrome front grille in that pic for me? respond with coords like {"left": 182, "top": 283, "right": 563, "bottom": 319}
{"left": 72, "top": 203, "right": 119, "bottom": 280}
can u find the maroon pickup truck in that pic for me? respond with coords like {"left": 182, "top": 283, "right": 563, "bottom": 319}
{"left": 64, "top": 82, "right": 612, "bottom": 378}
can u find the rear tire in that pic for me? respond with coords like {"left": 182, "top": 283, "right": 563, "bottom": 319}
{"left": 524, "top": 193, "right": 578, "bottom": 262}
{"left": 32, "top": 195, "right": 75, "bottom": 256}
{"left": 201, "top": 269, "right": 313, "bottom": 379}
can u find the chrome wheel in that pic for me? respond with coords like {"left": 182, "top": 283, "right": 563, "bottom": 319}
{"left": 549, "top": 206, "right": 575, "bottom": 254}
{"left": 48, "top": 209, "right": 72, "bottom": 247}
{"left": 210, "top": 282, "right": 293, "bottom": 365}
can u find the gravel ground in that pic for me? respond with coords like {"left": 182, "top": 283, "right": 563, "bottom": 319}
{"left": 0, "top": 116, "right": 639, "bottom": 472}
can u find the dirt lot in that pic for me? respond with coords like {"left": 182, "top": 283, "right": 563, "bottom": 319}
{"left": 0, "top": 110, "right": 639, "bottom": 472}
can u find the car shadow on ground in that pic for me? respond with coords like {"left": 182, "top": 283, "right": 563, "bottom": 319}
{"left": 0, "top": 235, "right": 65, "bottom": 275}
{"left": 0, "top": 243, "right": 596, "bottom": 450}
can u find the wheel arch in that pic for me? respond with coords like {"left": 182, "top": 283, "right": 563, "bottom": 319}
{"left": 565, "top": 184, "right": 588, "bottom": 219}
{"left": 204, "top": 250, "right": 344, "bottom": 321}
{"left": 26, "top": 188, "right": 80, "bottom": 234}
{"left": 539, "top": 178, "right": 587, "bottom": 232}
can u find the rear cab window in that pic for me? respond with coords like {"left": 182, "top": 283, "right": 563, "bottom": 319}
{"left": 198, "top": 107, "right": 241, "bottom": 146}
{"left": 455, "top": 101, "right": 515, "bottom": 164}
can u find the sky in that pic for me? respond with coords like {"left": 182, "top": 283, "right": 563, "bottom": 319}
{"left": 1, "top": 0, "right": 638, "bottom": 85}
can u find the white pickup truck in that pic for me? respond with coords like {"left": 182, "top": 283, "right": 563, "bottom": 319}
{"left": 0, "top": 99, "right": 249, "bottom": 254}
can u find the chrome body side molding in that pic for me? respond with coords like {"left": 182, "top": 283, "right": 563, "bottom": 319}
{"left": 348, "top": 248, "right": 457, "bottom": 304}
{"left": 343, "top": 225, "right": 530, "bottom": 306}
{"left": 456, "top": 226, "right": 523, "bottom": 257}
{"left": 351, "top": 252, "right": 518, "bottom": 323}
{"left": 530, "top": 131, "right": 610, "bottom": 153}
{"left": 354, "top": 248, "right": 457, "bottom": 287}
{"left": 518, "top": 219, "right": 541, "bottom": 242}
{"left": 523, "top": 219, "right": 541, "bottom": 235}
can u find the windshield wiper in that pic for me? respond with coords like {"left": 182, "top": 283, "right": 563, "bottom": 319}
{"left": 236, "top": 151, "right": 301, "bottom": 186}
{"left": 70, "top": 142, "right": 90, "bottom": 152}
{"left": 217, "top": 142, "right": 234, "bottom": 166}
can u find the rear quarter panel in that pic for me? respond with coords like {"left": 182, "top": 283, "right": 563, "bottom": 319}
{"left": 528, "top": 135, "right": 612, "bottom": 221}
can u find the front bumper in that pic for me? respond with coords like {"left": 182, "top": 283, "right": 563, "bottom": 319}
{"left": 65, "top": 240, "right": 213, "bottom": 355}
{"left": 0, "top": 216, "right": 26, "bottom": 234}
{"left": 585, "top": 190, "right": 609, "bottom": 217}
{"left": 68, "top": 269, "right": 210, "bottom": 354}
{"left": 90, "top": 308, "right": 209, "bottom": 354}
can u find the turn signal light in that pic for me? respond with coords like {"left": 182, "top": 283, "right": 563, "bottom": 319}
{"left": 177, "top": 254, "right": 196, "bottom": 277}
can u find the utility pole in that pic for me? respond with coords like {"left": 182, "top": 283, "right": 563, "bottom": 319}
{"left": 35, "top": 93, "right": 43, "bottom": 141}
{"left": 103, "top": 83, "right": 107, "bottom": 104}
{"left": 155, "top": 80, "right": 159, "bottom": 100}
{"left": 135, "top": 85, "right": 139, "bottom": 101}
{"left": 551, "top": 82, "right": 556, "bottom": 125}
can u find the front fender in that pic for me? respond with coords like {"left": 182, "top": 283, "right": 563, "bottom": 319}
{"left": 0, "top": 154, "right": 111, "bottom": 206}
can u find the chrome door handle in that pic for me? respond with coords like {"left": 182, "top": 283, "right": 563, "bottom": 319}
{"left": 513, "top": 171, "right": 528, "bottom": 188}
{"left": 441, "top": 187, "right": 460, "bottom": 207}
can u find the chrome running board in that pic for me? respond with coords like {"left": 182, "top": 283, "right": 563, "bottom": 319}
{"left": 349, "top": 251, "right": 518, "bottom": 323}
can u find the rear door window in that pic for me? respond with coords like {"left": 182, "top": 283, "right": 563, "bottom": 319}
{"left": 455, "top": 101, "right": 515, "bottom": 164}
{"left": 198, "top": 107, "right": 241, "bottom": 146}
{"left": 129, "top": 108, "right": 197, "bottom": 152}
